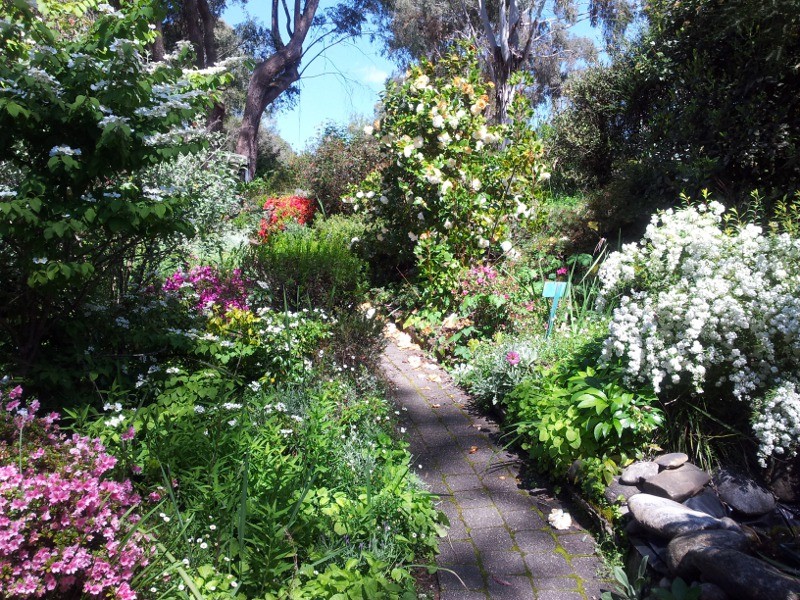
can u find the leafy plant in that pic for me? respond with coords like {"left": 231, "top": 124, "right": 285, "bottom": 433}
{"left": 244, "top": 218, "right": 370, "bottom": 313}
{"left": 601, "top": 555, "right": 650, "bottom": 600}
{"left": 509, "top": 360, "right": 662, "bottom": 483}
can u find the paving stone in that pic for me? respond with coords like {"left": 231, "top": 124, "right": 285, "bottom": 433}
{"left": 525, "top": 552, "right": 575, "bottom": 578}
{"left": 557, "top": 533, "right": 597, "bottom": 555}
{"left": 569, "top": 556, "right": 605, "bottom": 581}
{"left": 515, "top": 529, "right": 558, "bottom": 554}
{"left": 482, "top": 551, "right": 528, "bottom": 576}
{"left": 492, "top": 491, "right": 538, "bottom": 514}
{"left": 446, "top": 473, "right": 483, "bottom": 492}
{"left": 503, "top": 509, "right": 548, "bottom": 531}
{"left": 458, "top": 489, "right": 496, "bottom": 510}
{"left": 439, "top": 540, "right": 480, "bottom": 565}
{"left": 440, "top": 589, "right": 489, "bottom": 600}
{"left": 382, "top": 341, "right": 606, "bottom": 600}
{"left": 461, "top": 505, "right": 506, "bottom": 529}
{"left": 486, "top": 574, "right": 536, "bottom": 599}
{"left": 438, "top": 563, "right": 486, "bottom": 591}
{"left": 471, "top": 526, "right": 516, "bottom": 552}
{"left": 531, "top": 576, "right": 580, "bottom": 591}
{"left": 535, "top": 590, "right": 584, "bottom": 600}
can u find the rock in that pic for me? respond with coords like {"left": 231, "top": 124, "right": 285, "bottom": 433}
{"left": 629, "top": 535, "right": 670, "bottom": 574}
{"left": 567, "top": 459, "right": 583, "bottom": 484}
{"left": 665, "top": 529, "right": 750, "bottom": 578}
{"left": 642, "top": 463, "right": 711, "bottom": 502}
{"left": 699, "top": 583, "right": 730, "bottom": 600}
{"left": 628, "top": 494, "right": 741, "bottom": 539}
{"left": 685, "top": 547, "right": 800, "bottom": 600}
{"left": 655, "top": 452, "right": 690, "bottom": 469}
{"left": 768, "top": 457, "right": 800, "bottom": 503}
{"left": 714, "top": 468, "right": 776, "bottom": 517}
{"left": 683, "top": 489, "right": 727, "bottom": 518}
{"left": 621, "top": 461, "right": 660, "bottom": 485}
{"left": 604, "top": 476, "right": 641, "bottom": 505}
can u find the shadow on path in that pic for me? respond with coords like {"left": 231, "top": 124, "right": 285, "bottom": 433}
{"left": 381, "top": 340, "right": 609, "bottom": 600}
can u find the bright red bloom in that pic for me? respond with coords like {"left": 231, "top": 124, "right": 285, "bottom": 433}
{"left": 257, "top": 195, "right": 316, "bottom": 241}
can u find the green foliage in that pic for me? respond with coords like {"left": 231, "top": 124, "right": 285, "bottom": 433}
{"left": 508, "top": 360, "right": 662, "bottom": 485}
{"left": 299, "top": 122, "right": 383, "bottom": 216}
{"left": 0, "top": 0, "right": 232, "bottom": 400}
{"left": 601, "top": 555, "right": 650, "bottom": 600}
{"left": 549, "top": 0, "right": 800, "bottom": 230}
{"left": 347, "top": 45, "right": 548, "bottom": 312}
{"left": 243, "top": 217, "right": 370, "bottom": 313}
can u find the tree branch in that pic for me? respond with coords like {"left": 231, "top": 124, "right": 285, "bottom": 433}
{"left": 271, "top": 0, "right": 284, "bottom": 50}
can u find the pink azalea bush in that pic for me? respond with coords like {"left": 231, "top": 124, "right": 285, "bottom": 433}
{"left": 163, "top": 265, "right": 250, "bottom": 314}
{"left": 0, "top": 384, "right": 151, "bottom": 598}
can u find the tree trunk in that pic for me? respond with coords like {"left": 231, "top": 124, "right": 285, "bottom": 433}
{"left": 236, "top": 54, "right": 301, "bottom": 180}
{"left": 235, "top": 0, "right": 321, "bottom": 180}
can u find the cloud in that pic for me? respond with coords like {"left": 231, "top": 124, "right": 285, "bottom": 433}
{"left": 358, "top": 65, "right": 389, "bottom": 85}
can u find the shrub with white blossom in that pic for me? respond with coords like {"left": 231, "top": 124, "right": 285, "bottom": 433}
{"left": 597, "top": 200, "right": 800, "bottom": 464}
{"left": 345, "top": 47, "right": 548, "bottom": 311}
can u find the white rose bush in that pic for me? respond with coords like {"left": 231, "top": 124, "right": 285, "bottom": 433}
{"left": 596, "top": 200, "right": 800, "bottom": 466}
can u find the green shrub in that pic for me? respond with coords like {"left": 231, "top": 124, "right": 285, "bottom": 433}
{"left": 507, "top": 360, "right": 662, "bottom": 487}
{"left": 243, "top": 218, "right": 369, "bottom": 313}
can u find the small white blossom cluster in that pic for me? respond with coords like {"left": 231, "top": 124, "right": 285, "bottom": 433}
{"left": 752, "top": 381, "right": 800, "bottom": 466}
{"left": 597, "top": 202, "right": 800, "bottom": 462}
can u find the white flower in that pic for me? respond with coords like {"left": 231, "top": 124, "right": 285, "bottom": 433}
{"left": 431, "top": 114, "right": 445, "bottom": 128}
{"left": 471, "top": 178, "right": 481, "bottom": 191}
{"left": 408, "top": 231, "right": 419, "bottom": 242}
{"left": 500, "top": 241, "right": 513, "bottom": 253}
{"left": 363, "top": 125, "right": 374, "bottom": 135}
{"left": 477, "top": 237, "right": 490, "bottom": 249}
{"left": 412, "top": 74, "right": 430, "bottom": 90}
{"left": 547, "top": 508, "right": 572, "bottom": 530}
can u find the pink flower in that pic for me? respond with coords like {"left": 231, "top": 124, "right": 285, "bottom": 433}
{"left": 505, "top": 351, "right": 521, "bottom": 366}
{"left": 556, "top": 266, "right": 568, "bottom": 276}
{"left": 120, "top": 427, "right": 135, "bottom": 442}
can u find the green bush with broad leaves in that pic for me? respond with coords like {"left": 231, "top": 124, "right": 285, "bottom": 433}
{"left": 0, "top": 0, "right": 231, "bottom": 400}
{"left": 508, "top": 360, "right": 662, "bottom": 492}
{"left": 345, "top": 45, "right": 549, "bottom": 315}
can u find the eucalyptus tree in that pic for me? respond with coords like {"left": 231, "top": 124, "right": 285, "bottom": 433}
{"left": 375, "top": 0, "right": 637, "bottom": 123}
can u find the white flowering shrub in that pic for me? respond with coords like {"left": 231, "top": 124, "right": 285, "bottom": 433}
{"left": 597, "top": 200, "right": 800, "bottom": 463}
{"left": 0, "top": 0, "right": 232, "bottom": 398}
{"left": 345, "top": 47, "right": 548, "bottom": 311}
{"left": 752, "top": 382, "right": 800, "bottom": 466}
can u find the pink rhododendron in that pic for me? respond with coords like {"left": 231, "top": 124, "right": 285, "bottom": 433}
{"left": 0, "top": 384, "right": 150, "bottom": 598}
{"left": 163, "top": 265, "right": 250, "bottom": 314}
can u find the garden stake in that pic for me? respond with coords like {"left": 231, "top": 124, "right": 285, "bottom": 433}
{"left": 543, "top": 281, "right": 568, "bottom": 338}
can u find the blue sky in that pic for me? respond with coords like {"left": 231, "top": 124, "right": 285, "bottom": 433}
{"left": 222, "top": 1, "right": 396, "bottom": 151}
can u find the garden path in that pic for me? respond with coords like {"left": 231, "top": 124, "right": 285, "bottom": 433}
{"left": 381, "top": 330, "right": 609, "bottom": 600}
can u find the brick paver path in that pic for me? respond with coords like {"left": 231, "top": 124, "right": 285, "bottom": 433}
{"left": 381, "top": 340, "right": 608, "bottom": 600}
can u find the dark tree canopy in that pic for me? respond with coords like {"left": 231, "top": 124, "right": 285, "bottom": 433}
{"left": 548, "top": 0, "right": 800, "bottom": 229}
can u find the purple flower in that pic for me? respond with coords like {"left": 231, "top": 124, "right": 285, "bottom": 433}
{"left": 505, "top": 351, "right": 521, "bottom": 366}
